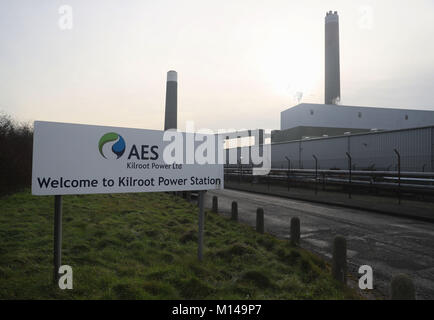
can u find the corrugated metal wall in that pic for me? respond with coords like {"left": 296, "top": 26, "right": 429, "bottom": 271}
{"left": 348, "top": 127, "right": 432, "bottom": 171}
{"left": 271, "top": 126, "right": 433, "bottom": 171}
{"left": 227, "top": 126, "right": 434, "bottom": 172}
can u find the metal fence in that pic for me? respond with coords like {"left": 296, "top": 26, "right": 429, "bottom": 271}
{"left": 224, "top": 165, "right": 434, "bottom": 200}
{"left": 225, "top": 126, "right": 434, "bottom": 173}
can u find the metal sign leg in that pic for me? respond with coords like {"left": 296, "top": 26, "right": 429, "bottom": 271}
{"left": 198, "top": 191, "right": 205, "bottom": 262}
{"left": 53, "top": 195, "right": 62, "bottom": 284}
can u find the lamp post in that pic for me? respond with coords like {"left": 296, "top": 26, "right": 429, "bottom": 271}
{"left": 394, "top": 149, "right": 401, "bottom": 204}
{"left": 346, "top": 152, "right": 352, "bottom": 199}
{"left": 285, "top": 156, "right": 291, "bottom": 191}
{"left": 312, "top": 155, "right": 318, "bottom": 194}
{"left": 239, "top": 156, "right": 243, "bottom": 184}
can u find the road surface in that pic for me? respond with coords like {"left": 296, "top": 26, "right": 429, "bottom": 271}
{"left": 204, "top": 189, "right": 434, "bottom": 299}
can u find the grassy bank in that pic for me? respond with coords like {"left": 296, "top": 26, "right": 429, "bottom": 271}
{"left": 0, "top": 190, "right": 359, "bottom": 299}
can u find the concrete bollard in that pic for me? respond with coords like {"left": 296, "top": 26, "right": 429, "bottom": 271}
{"left": 332, "top": 236, "right": 347, "bottom": 284}
{"left": 212, "top": 196, "right": 218, "bottom": 213}
{"left": 290, "top": 217, "right": 300, "bottom": 246}
{"left": 231, "top": 201, "right": 238, "bottom": 221}
{"left": 390, "top": 274, "right": 415, "bottom": 300}
{"left": 256, "top": 208, "right": 264, "bottom": 234}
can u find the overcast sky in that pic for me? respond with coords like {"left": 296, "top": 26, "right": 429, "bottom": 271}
{"left": 1, "top": 0, "right": 433, "bottom": 131}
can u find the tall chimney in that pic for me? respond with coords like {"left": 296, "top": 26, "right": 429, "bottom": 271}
{"left": 164, "top": 70, "right": 178, "bottom": 130}
{"left": 325, "top": 11, "right": 340, "bottom": 105}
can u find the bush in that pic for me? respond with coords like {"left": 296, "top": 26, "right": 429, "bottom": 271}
{"left": 0, "top": 113, "right": 33, "bottom": 195}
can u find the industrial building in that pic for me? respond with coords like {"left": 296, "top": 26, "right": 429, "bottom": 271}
{"left": 275, "top": 103, "right": 434, "bottom": 142}
{"left": 226, "top": 125, "right": 434, "bottom": 172}
{"left": 271, "top": 125, "right": 434, "bottom": 172}
{"left": 225, "top": 11, "right": 434, "bottom": 173}
{"left": 161, "top": 12, "right": 434, "bottom": 173}
{"left": 274, "top": 11, "right": 434, "bottom": 142}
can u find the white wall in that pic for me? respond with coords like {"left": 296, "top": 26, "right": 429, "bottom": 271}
{"left": 281, "top": 103, "right": 434, "bottom": 131}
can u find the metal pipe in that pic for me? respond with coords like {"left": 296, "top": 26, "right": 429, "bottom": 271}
{"left": 224, "top": 167, "right": 434, "bottom": 178}
{"left": 394, "top": 149, "right": 401, "bottom": 204}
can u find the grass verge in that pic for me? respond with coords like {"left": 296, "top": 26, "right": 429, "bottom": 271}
{"left": 0, "top": 190, "right": 360, "bottom": 299}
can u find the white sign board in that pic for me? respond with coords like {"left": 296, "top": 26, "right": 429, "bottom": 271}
{"left": 32, "top": 121, "right": 224, "bottom": 195}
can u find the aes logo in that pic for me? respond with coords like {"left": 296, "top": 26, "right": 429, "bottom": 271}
{"left": 98, "top": 132, "right": 159, "bottom": 161}
{"left": 98, "top": 132, "right": 126, "bottom": 159}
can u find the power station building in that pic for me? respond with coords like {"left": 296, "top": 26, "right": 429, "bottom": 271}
{"left": 225, "top": 11, "right": 434, "bottom": 172}
{"left": 273, "top": 11, "right": 434, "bottom": 142}
{"left": 274, "top": 103, "right": 434, "bottom": 143}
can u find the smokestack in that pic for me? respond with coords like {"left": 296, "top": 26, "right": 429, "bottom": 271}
{"left": 164, "top": 70, "right": 177, "bottom": 130}
{"left": 325, "top": 11, "right": 340, "bottom": 105}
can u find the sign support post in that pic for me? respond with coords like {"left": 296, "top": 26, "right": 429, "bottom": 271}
{"left": 198, "top": 191, "right": 205, "bottom": 262}
{"left": 53, "top": 195, "right": 63, "bottom": 284}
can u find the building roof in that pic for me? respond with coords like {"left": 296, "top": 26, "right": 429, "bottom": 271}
{"left": 280, "top": 103, "right": 434, "bottom": 131}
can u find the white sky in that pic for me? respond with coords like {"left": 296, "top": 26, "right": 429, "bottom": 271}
{"left": 1, "top": 0, "right": 433, "bottom": 131}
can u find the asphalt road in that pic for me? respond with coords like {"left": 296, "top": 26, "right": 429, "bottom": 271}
{"left": 204, "top": 189, "right": 434, "bottom": 299}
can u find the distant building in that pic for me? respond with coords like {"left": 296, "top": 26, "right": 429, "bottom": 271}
{"left": 273, "top": 11, "right": 434, "bottom": 142}
{"left": 274, "top": 103, "right": 434, "bottom": 142}
{"left": 224, "top": 11, "right": 434, "bottom": 172}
